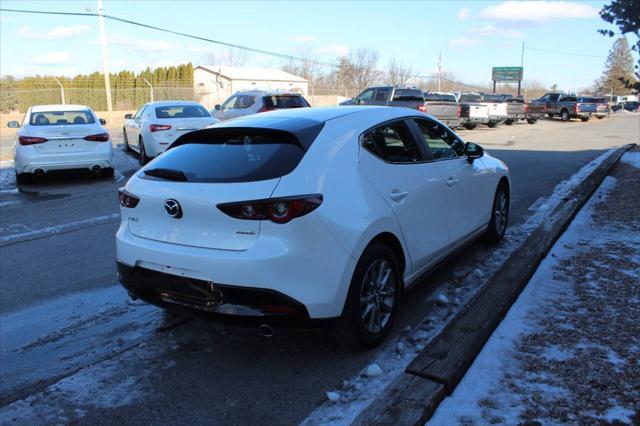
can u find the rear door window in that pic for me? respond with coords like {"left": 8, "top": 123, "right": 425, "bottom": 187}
{"left": 142, "top": 129, "right": 307, "bottom": 183}
{"left": 361, "top": 120, "right": 422, "bottom": 163}
{"left": 221, "top": 95, "right": 255, "bottom": 110}
{"left": 30, "top": 110, "right": 95, "bottom": 126}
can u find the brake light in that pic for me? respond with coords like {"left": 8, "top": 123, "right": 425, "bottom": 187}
{"left": 418, "top": 104, "right": 426, "bottom": 113}
{"left": 217, "top": 194, "right": 323, "bottom": 224}
{"left": 574, "top": 104, "right": 579, "bottom": 112}
{"left": 118, "top": 188, "right": 140, "bottom": 208}
{"left": 457, "top": 105, "right": 461, "bottom": 117}
{"left": 524, "top": 104, "right": 529, "bottom": 113}
{"left": 18, "top": 136, "right": 48, "bottom": 145}
{"left": 150, "top": 124, "right": 171, "bottom": 132}
{"left": 544, "top": 105, "right": 548, "bottom": 113}
{"left": 84, "top": 132, "right": 110, "bottom": 142}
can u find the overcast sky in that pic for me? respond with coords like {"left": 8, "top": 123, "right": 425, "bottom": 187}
{"left": 1, "top": 0, "right": 636, "bottom": 92}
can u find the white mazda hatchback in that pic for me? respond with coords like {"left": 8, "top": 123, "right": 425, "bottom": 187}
{"left": 10, "top": 104, "right": 114, "bottom": 184}
{"left": 116, "top": 106, "right": 510, "bottom": 347}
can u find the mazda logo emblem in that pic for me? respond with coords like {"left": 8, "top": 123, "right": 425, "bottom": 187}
{"left": 164, "top": 199, "right": 183, "bottom": 218}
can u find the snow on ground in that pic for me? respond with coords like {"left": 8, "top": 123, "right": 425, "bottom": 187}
{"left": 301, "top": 148, "right": 620, "bottom": 425}
{"left": 429, "top": 150, "right": 640, "bottom": 425}
{"left": 0, "top": 160, "right": 17, "bottom": 193}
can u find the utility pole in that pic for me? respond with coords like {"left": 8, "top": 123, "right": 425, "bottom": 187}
{"left": 518, "top": 41, "right": 525, "bottom": 97}
{"left": 97, "top": 0, "right": 113, "bottom": 112}
{"left": 437, "top": 51, "right": 442, "bottom": 92}
{"left": 53, "top": 77, "right": 65, "bottom": 104}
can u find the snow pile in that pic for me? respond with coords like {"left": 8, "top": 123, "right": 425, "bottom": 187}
{"left": 0, "top": 160, "right": 17, "bottom": 193}
{"left": 301, "top": 148, "right": 620, "bottom": 426}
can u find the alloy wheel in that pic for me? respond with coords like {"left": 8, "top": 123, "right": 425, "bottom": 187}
{"left": 494, "top": 190, "right": 508, "bottom": 235}
{"left": 360, "top": 259, "right": 396, "bottom": 333}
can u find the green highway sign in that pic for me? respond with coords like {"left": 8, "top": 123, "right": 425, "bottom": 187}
{"left": 492, "top": 67, "right": 523, "bottom": 82}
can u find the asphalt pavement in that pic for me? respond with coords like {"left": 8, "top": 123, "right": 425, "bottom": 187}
{"left": 0, "top": 114, "right": 637, "bottom": 424}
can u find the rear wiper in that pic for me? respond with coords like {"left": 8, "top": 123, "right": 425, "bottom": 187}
{"left": 144, "top": 168, "right": 187, "bottom": 181}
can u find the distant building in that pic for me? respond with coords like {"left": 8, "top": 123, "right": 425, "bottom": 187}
{"left": 194, "top": 66, "right": 308, "bottom": 109}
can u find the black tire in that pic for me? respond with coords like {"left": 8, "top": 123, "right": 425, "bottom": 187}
{"left": 505, "top": 119, "right": 514, "bottom": 125}
{"left": 547, "top": 113, "right": 554, "bottom": 119}
{"left": 487, "top": 121, "right": 498, "bottom": 128}
{"left": 139, "top": 138, "right": 149, "bottom": 165}
{"left": 100, "top": 167, "right": 115, "bottom": 178}
{"left": 123, "top": 128, "right": 132, "bottom": 152}
{"left": 484, "top": 182, "right": 510, "bottom": 244}
{"left": 526, "top": 118, "right": 538, "bottom": 124}
{"left": 15, "top": 172, "right": 32, "bottom": 185}
{"left": 580, "top": 117, "right": 589, "bottom": 122}
{"left": 335, "top": 242, "right": 402, "bottom": 348}
{"left": 560, "top": 109, "right": 570, "bottom": 122}
{"left": 463, "top": 123, "right": 477, "bottom": 130}
{"left": 596, "top": 116, "right": 604, "bottom": 120}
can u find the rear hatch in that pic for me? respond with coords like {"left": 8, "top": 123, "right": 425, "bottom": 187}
{"left": 152, "top": 104, "right": 217, "bottom": 145}
{"left": 26, "top": 110, "right": 106, "bottom": 153}
{"left": 125, "top": 124, "right": 320, "bottom": 250}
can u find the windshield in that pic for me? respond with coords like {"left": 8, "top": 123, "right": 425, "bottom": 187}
{"left": 29, "top": 110, "right": 95, "bottom": 126}
{"left": 459, "top": 94, "right": 482, "bottom": 102}
{"left": 155, "top": 105, "right": 211, "bottom": 118}
{"left": 143, "top": 130, "right": 306, "bottom": 183}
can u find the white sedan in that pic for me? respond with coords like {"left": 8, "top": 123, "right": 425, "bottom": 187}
{"left": 9, "top": 104, "right": 114, "bottom": 184}
{"left": 116, "top": 106, "right": 510, "bottom": 347}
{"left": 123, "top": 101, "right": 217, "bottom": 164}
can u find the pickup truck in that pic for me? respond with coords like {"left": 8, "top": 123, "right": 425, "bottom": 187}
{"left": 487, "top": 94, "right": 545, "bottom": 125}
{"left": 457, "top": 93, "right": 490, "bottom": 130}
{"left": 422, "top": 92, "right": 461, "bottom": 129}
{"left": 537, "top": 93, "right": 598, "bottom": 122}
{"left": 590, "top": 97, "right": 610, "bottom": 119}
{"left": 479, "top": 93, "right": 508, "bottom": 127}
{"left": 342, "top": 86, "right": 426, "bottom": 112}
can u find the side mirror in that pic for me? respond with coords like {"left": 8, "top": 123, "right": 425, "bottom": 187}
{"left": 99, "top": 118, "right": 107, "bottom": 125}
{"left": 124, "top": 114, "right": 132, "bottom": 119}
{"left": 7, "top": 121, "right": 20, "bottom": 128}
{"left": 465, "top": 142, "right": 484, "bottom": 162}
{"left": 214, "top": 104, "right": 221, "bottom": 110}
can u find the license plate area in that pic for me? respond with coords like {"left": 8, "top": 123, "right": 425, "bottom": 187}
{"left": 131, "top": 267, "right": 223, "bottom": 307}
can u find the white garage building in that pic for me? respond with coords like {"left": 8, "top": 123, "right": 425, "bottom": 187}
{"left": 194, "top": 66, "right": 309, "bottom": 109}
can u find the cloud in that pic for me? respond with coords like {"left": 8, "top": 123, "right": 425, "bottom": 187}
{"left": 26, "top": 51, "right": 72, "bottom": 65}
{"left": 468, "top": 24, "right": 524, "bottom": 38}
{"left": 457, "top": 7, "right": 471, "bottom": 20}
{"left": 17, "top": 25, "right": 91, "bottom": 40}
{"left": 479, "top": 1, "right": 598, "bottom": 22}
{"left": 448, "top": 37, "right": 482, "bottom": 47}
{"left": 314, "top": 43, "right": 349, "bottom": 57}
{"left": 289, "top": 34, "right": 318, "bottom": 43}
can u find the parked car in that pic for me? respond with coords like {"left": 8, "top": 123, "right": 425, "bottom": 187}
{"left": 537, "top": 92, "right": 597, "bottom": 122}
{"left": 123, "top": 101, "right": 216, "bottom": 164}
{"left": 458, "top": 93, "right": 490, "bottom": 130}
{"left": 343, "top": 86, "right": 426, "bottom": 112}
{"left": 612, "top": 100, "right": 639, "bottom": 112}
{"left": 212, "top": 90, "right": 310, "bottom": 121}
{"left": 489, "top": 94, "right": 544, "bottom": 125}
{"left": 588, "top": 97, "right": 610, "bottom": 119}
{"left": 116, "top": 106, "right": 510, "bottom": 347}
{"left": 422, "top": 92, "right": 461, "bottom": 129}
{"left": 8, "top": 104, "right": 113, "bottom": 184}
{"left": 479, "top": 94, "right": 508, "bottom": 127}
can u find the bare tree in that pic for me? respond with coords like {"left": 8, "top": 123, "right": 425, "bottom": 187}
{"left": 342, "top": 48, "right": 381, "bottom": 92}
{"left": 386, "top": 57, "right": 414, "bottom": 86}
{"left": 204, "top": 48, "right": 249, "bottom": 67}
{"left": 281, "top": 49, "right": 319, "bottom": 83}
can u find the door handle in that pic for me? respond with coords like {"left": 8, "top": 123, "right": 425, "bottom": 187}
{"left": 446, "top": 177, "right": 459, "bottom": 187}
{"left": 389, "top": 190, "right": 408, "bottom": 202}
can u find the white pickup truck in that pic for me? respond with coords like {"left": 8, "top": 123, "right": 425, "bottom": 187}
{"left": 458, "top": 93, "right": 490, "bottom": 130}
{"left": 480, "top": 94, "right": 509, "bottom": 127}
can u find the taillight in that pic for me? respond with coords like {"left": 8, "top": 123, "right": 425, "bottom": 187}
{"left": 457, "top": 105, "right": 461, "bottom": 117}
{"left": 149, "top": 124, "right": 171, "bottom": 132}
{"left": 418, "top": 104, "right": 426, "bottom": 113}
{"left": 84, "top": 132, "right": 110, "bottom": 142}
{"left": 544, "top": 105, "right": 548, "bottom": 113}
{"left": 524, "top": 104, "right": 529, "bottom": 113}
{"left": 118, "top": 188, "right": 140, "bottom": 208}
{"left": 574, "top": 104, "right": 579, "bottom": 112}
{"left": 217, "top": 194, "right": 323, "bottom": 224}
{"left": 18, "top": 136, "right": 48, "bottom": 145}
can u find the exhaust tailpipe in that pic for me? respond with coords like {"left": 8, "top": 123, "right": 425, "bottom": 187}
{"left": 258, "top": 324, "right": 274, "bottom": 338}
{"left": 34, "top": 169, "right": 45, "bottom": 177}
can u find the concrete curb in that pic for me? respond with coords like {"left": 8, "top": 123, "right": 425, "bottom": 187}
{"left": 353, "top": 143, "right": 636, "bottom": 426}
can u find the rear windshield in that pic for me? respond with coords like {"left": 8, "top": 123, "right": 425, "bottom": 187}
{"left": 263, "top": 95, "right": 309, "bottom": 109}
{"left": 392, "top": 89, "right": 424, "bottom": 101}
{"left": 482, "top": 95, "right": 504, "bottom": 102}
{"left": 142, "top": 130, "right": 306, "bottom": 183}
{"left": 577, "top": 97, "right": 596, "bottom": 103}
{"left": 459, "top": 94, "right": 482, "bottom": 102}
{"left": 30, "top": 110, "right": 95, "bottom": 126}
{"left": 423, "top": 93, "right": 456, "bottom": 102}
{"left": 155, "top": 105, "right": 210, "bottom": 118}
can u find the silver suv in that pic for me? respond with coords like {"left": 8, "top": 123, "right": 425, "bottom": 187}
{"left": 211, "top": 90, "right": 310, "bottom": 121}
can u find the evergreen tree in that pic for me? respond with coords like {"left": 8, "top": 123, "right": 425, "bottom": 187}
{"left": 595, "top": 37, "right": 637, "bottom": 94}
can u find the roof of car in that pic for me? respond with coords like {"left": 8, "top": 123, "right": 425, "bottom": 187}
{"left": 144, "top": 100, "right": 203, "bottom": 107}
{"left": 217, "top": 106, "right": 408, "bottom": 124}
{"left": 30, "top": 104, "right": 93, "bottom": 112}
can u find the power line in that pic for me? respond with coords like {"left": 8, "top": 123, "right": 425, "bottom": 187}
{"left": 0, "top": 7, "right": 339, "bottom": 68}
